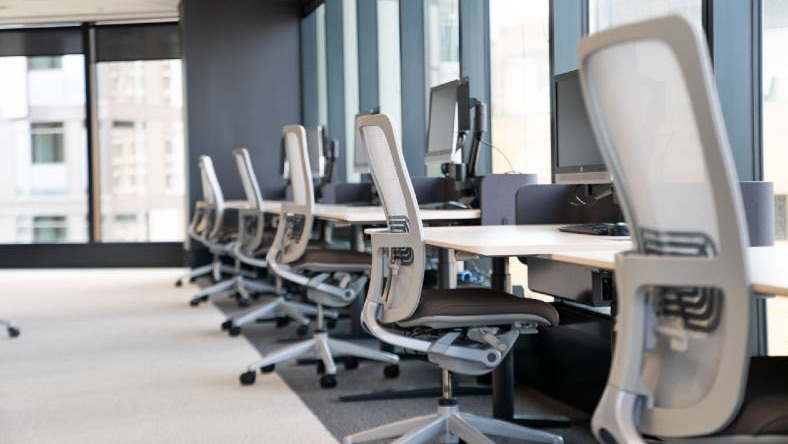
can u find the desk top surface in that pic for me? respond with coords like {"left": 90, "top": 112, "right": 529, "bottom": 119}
{"left": 550, "top": 246, "right": 788, "bottom": 296}
{"left": 264, "top": 200, "right": 479, "bottom": 223}
{"left": 421, "top": 224, "right": 631, "bottom": 256}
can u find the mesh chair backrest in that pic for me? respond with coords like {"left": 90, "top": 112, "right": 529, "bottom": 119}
{"left": 279, "top": 125, "right": 315, "bottom": 263}
{"left": 233, "top": 148, "right": 266, "bottom": 252}
{"left": 578, "top": 15, "right": 751, "bottom": 435}
{"left": 359, "top": 114, "right": 425, "bottom": 323}
{"left": 198, "top": 155, "right": 225, "bottom": 241}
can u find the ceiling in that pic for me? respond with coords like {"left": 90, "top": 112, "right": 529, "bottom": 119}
{"left": 0, "top": 0, "right": 179, "bottom": 26}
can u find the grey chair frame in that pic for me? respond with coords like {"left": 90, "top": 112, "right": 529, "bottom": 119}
{"left": 239, "top": 124, "right": 398, "bottom": 388}
{"left": 344, "top": 114, "right": 562, "bottom": 444}
{"left": 577, "top": 15, "right": 754, "bottom": 443}
{"left": 221, "top": 147, "right": 321, "bottom": 336}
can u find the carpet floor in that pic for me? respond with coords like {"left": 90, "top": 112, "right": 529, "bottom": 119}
{"left": 0, "top": 269, "right": 337, "bottom": 444}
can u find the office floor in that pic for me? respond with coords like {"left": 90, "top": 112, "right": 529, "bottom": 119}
{"left": 214, "top": 294, "right": 597, "bottom": 443}
{"left": 0, "top": 269, "right": 336, "bottom": 444}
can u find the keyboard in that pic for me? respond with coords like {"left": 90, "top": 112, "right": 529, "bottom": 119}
{"left": 559, "top": 222, "right": 629, "bottom": 236}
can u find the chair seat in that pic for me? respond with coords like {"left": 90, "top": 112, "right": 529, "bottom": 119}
{"left": 398, "top": 288, "right": 559, "bottom": 329}
{"left": 291, "top": 249, "right": 371, "bottom": 272}
{"left": 717, "top": 356, "right": 788, "bottom": 437}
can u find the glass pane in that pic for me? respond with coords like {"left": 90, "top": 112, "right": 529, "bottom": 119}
{"left": 316, "top": 4, "right": 329, "bottom": 127}
{"left": 590, "top": 0, "right": 703, "bottom": 33}
{"left": 488, "top": 1, "right": 551, "bottom": 295}
{"left": 343, "top": 0, "right": 361, "bottom": 182}
{"left": 763, "top": 0, "right": 788, "bottom": 355}
{"left": 378, "top": 0, "right": 402, "bottom": 142}
{"left": 0, "top": 55, "right": 88, "bottom": 244}
{"left": 96, "top": 59, "right": 185, "bottom": 242}
{"left": 425, "top": 0, "right": 460, "bottom": 88}
{"left": 490, "top": 0, "right": 551, "bottom": 181}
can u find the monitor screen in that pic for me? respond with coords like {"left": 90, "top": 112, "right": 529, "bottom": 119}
{"left": 553, "top": 70, "right": 609, "bottom": 184}
{"left": 426, "top": 79, "right": 459, "bottom": 165}
{"left": 306, "top": 126, "right": 325, "bottom": 177}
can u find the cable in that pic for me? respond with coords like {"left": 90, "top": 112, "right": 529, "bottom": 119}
{"left": 478, "top": 139, "right": 520, "bottom": 174}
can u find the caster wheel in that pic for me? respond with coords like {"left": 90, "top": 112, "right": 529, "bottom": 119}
{"left": 189, "top": 299, "right": 200, "bottom": 307}
{"left": 344, "top": 358, "right": 360, "bottom": 370}
{"left": 174, "top": 280, "right": 183, "bottom": 287}
{"left": 229, "top": 326, "right": 242, "bottom": 337}
{"left": 326, "top": 318, "right": 337, "bottom": 329}
{"left": 320, "top": 374, "right": 337, "bottom": 389}
{"left": 239, "top": 371, "right": 256, "bottom": 385}
{"left": 316, "top": 361, "right": 325, "bottom": 374}
{"left": 189, "top": 277, "right": 197, "bottom": 283}
{"left": 296, "top": 324, "right": 309, "bottom": 337}
{"left": 260, "top": 364, "right": 275, "bottom": 374}
{"left": 275, "top": 317, "right": 290, "bottom": 328}
{"left": 383, "top": 364, "right": 400, "bottom": 379}
{"left": 220, "top": 320, "right": 232, "bottom": 331}
{"left": 237, "top": 297, "right": 251, "bottom": 308}
{"left": 7, "top": 327, "right": 19, "bottom": 338}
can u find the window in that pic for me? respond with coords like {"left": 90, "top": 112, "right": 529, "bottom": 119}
{"left": 425, "top": 0, "right": 460, "bottom": 88}
{"left": 589, "top": 0, "right": 703, "bottom": 32}
{"left": 97, "top": 60, "right": 185, "bottom": 242}
{"left": 316, "top": 4, "right": 329, "bottom": 127}
{"left": 28, "top": 56, "right": 62, "bottom": 70}
{"left": 343, "top": 0, "right": 360, "bottom": 182}
{"left": 489, "top": 0, "right": 551, "bottom": 180}
{"left": 763, "top": 0, "right": 788, "bottom": 244}
{"left": 33, "top": 216, "right": 67, "bottom": 243}
{"left": 763, "top": 0, "right": 788, "bottom": 356}
{"left": 31, "top": 122, "right": 65, "bottom": 163}
{"left": 378, "top": 0, "right": 402, "bottom": 141}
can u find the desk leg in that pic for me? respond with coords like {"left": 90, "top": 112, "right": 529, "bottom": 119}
{"left": 439, "top": 248, "right": 457, "bottom": 289}
{"left": 490, "top": 256, "right": 571, "bottom": 428}
{"left": 490, "top": 257, "right": 513, "bottom": 420}
{"left": 349, "top": 225, "right": 365, "bottom": 337}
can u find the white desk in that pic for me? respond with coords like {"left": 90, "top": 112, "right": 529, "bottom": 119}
{"left": 412, "top": 224, "right": 629, "bottom": 423}
{"left": 264, "top": 200, "right": 480, "bottom": 224}
{"left": 550, "top": 246, "right": 788, "bottom": 297}
{"left": 422, "top": 225, "right": 630, "bottom": 257}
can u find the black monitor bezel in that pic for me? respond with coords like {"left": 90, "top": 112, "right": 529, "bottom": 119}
{"left": 551, "top": 69, "right": 608, "bottom": 183}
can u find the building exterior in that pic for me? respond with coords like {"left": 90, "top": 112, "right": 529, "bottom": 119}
{"left": 0, "top": 55, "right": 184, "bottom": 244}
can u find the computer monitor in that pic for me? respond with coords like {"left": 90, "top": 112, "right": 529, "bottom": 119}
{"left": 353, "top": 112, "right": 371, "bottom": 174}
{"left": 425, "top": 79, "right": 460, "bottom": 165}
{"left": 306, "top": 126, "right": 325, "bottom": 178}
{"left": 552, "top": 70, "right": 611, "bottom": 184}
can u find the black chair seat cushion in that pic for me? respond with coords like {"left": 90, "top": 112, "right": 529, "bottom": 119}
{"left": 398, "top": 288, "right": 559, "bottom": 329}
{"left": 291, "top": 249, "right": 372, "bottom": 270}
{"left": 718, "top": 356, "right": 788, "bottom": 436}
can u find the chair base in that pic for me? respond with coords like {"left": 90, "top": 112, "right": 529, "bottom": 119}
{"left": 343, "top": 403, "right": 564, "bottom": 444}
{"left": 190, "top": 275, "right": 276, "bottom": 306}
{"left": 239, "top": 330, "right": 399, "bottom": 388}
{"left": 175, "top": 261, "right": 237, "bottom": 287}
{"left": 0, "top": 318, "right": 19, "bottom": 338}
{"left": 222, "top": 296, "right": 337, "bottom": 336}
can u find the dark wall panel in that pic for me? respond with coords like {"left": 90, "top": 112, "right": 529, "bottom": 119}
{"left": 180, "top": 0, "right": 301, "bottom": 209}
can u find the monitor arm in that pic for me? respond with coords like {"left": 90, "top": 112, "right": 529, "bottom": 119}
{"left": 466, "top": 98, "right": 488, "bottom": 178}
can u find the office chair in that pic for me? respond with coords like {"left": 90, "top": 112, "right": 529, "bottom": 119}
{"left": 239, "top": 124, "right": 399, "bottom": 389}
{"left": 188, "top": 156, "right": 268, "bottom": 307}
{"left": 220, "top": 148, "right": 333, "bottom": 337}
{"left": 174, "top": 168, "right": 237, "bottom": 288}
{"left": 343, "top": 114, "right": 563, "bottom": 444}
{"left": 0, "top": 319, "right": 19, "bottom": 338}
{"left": 577, "top": 15, "right": 788, "bottom": 443}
